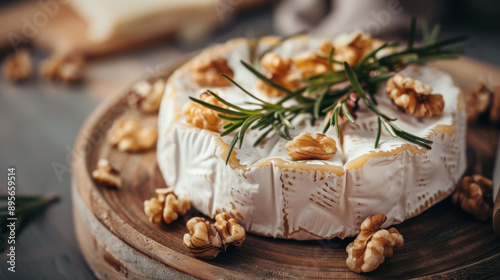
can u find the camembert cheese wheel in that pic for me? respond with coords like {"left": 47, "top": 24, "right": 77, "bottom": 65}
{"left": 157, "top": 36, "right": 466, "bottom": 240}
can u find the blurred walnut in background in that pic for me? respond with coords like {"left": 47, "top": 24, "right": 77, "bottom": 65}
{"left": 108, "top": 118, "right": 158, "bottom": 152}
{"left": 451, "top": 175, "right": 493, "bottom": 221}
{"left": 40, "top": 55, "right": 85, "bottom": 84}
{"left": 2, "top": 48, "right": 32, "bottom": 82}
{"left": 192, "top": 57, "right": 234, "bottom": 87}
{"left": 466, "top": 81, "right": 500, "bottom": 124}
{"left": 91, "top": 159, "right": 121, "bottom": 188}
{"left": 128, "top": 79, "right": 166, "bottom": 113}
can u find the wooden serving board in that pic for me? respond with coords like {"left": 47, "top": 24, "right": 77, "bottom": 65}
{"left": 72, "top": 57, "right": 500, "bottom": 279}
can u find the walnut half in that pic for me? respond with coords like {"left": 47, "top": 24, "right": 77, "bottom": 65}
{"left": 108, "top": 118, "right": 158, "bottom": 152}
{"left": 2, "top": 48, "right": 32, "bottom": 82}
{"left": 40, "top": 55, "right": 85, "bottom": 84}
{"left": 346, "top": 214, "right": 404, "bottom": 273}
{"left": 192, "top": 57, "right": 234, "bottom": 87}
{"left": 258, "top": 52, "right": 301, "bottom": 98}
{"left": 128, "top": 79, "right": 166, "bottom": 113}
{"left": 183, "top": 212, "right": 246, "bottom": 259}
{"left": 285, "top": 132, "right": 337, "bottom": 160}
{"left": 386, "top": 73, "right": 444, "bottom": 118}
{"left": 182, "top": 90, "right": 229, "bottom": 132}
{"left": 293, "top": 42, "right": 332, "bottom": 78}
{"left": 183, "top": 218, "right": 224, "bottom": 259}
{"left": 465, "top": 81, "right": 500, "bottom": 124}
{"left": 466, "top": 82, "right": 492, "bottom": 123}
{"left": 333, "top": 31, "right": 381, "bottom": 68}
{"left": 144, "top": 188, "right": 191, "bottom": 224}
{"left": 451, "top": 175, "right": 493, "bottom": 221}
{"left": 293, "top": 32, "right": 380, "bottom": 78}
{"left": 91, "top": 159, "right": 121, "bottom": 188}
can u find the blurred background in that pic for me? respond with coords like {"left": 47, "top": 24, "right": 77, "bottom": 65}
{"left": 0, "top": 0, "right": 499, "bottom": 278}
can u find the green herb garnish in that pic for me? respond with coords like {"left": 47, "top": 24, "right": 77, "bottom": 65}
{"left": 0, "top": 194, "right": 59, "bottom": 252}
{"left": 195, "top": 18, "right": 466, "bottom": 164}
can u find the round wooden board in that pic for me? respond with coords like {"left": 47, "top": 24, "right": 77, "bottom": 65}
{"left": 72, "top": 56, "right": 500, "bottom": 279}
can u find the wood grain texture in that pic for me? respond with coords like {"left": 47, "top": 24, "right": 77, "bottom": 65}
{"left": 72, "top": 57, "right": 500, "bottom": 279}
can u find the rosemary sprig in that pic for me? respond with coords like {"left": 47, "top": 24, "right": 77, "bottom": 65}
{"left": 0, "top": 193, "right": 59, "bottom": 252}
{"left": 189, "top": 83, "right": 308, "bottom": 163}
{"left": 192, "top": 18, "right": 466, "bottom": 163}
{"left": 407, "top": 17, "right": 417, "bottom": 50}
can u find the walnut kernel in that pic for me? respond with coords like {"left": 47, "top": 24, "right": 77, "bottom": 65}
{"left": 261, "top": 52, "right": 294, "bottom": 76}
{"left": 294, "top": 32, "right": 380, "bottom": 78}
{"left": 163, "top": 191, "right": 191, "bottom": 224}
{"left": 451, "top": 175, "right": 493, "bottom": 221}
{"left": 144, "top": 197, "right": 164, "bottom": 224}
{"left": 137, "top": 128, "right": 159, "bottom": 150}
{"left": 144, "top": 188, "right": 191, "bottom": 224}
{"left": 346, "top": 214, "right": 404, "bottom": 273}
{"left": 183, "top": 212, "right": 246, "bottom": 259}
{"left": 192, "top": 57, "right": 234, "bottom": 87}
{"left": 333, "top": 31, "right": 380, "bottom": 68}
{"left": 128, "top": 79, "right": 166, "bottom": 113}
{"left": 183, "top": 218, "right": 224, "bottom": 259}
{"left": 258, "top": 52, "right": 302, "bottom": 98}
{"left": 108, "top": 119, "right": 158, "bottom": 152}
{"left": 293, "top": 50, "right": 331, "bottom": 78}
{"left": 285, "top": 132, "right": 337, "bottom": 160}
{"left": 386, "top": 73, "right": 445, "bottom": 117}
{"left": 2, "top": 48, "right": 32, "bottom": 82}
{"left": 465, "top": 82, "right": 492, "bottom": 123}
{"left": 40, "top": 55, "right": 85, "bottom": 84}
{"left": 465, "top": 81, "right": 500, "bottom": 124}
{"left": 182, "top": 91, "right": 229, "bottom": 132}
{"left": 91, "top": 159, "right": 121, "bottom": 188}
{"left": 214, "top": 212, "right": 246, "bottom": 248}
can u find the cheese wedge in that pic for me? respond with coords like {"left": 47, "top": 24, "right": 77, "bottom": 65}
{"left": 157, "top": 36, "right": 466, "bottom": 240}
{"left": 69, "top": 0, "right": 218, "bottom": 42}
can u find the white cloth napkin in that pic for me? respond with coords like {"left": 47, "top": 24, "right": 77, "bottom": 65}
{"left": 273, "top": 0, "right": 439, "bottom": 39}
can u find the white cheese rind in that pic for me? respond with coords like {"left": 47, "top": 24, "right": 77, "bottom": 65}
{"left": 157, "top": 37, "right": 466, "bottom": 240}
